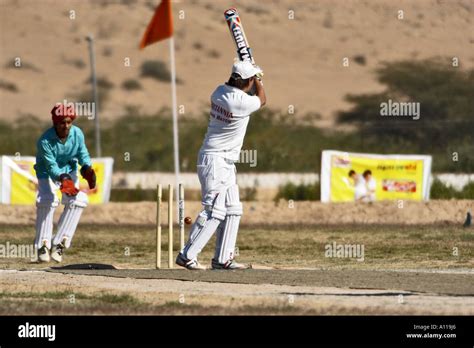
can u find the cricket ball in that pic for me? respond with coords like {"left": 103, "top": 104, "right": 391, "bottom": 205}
{"left": 184, "top": 217, "right": 192, "bottom": 225}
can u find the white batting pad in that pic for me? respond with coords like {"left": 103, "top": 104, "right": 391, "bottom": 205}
{"left": 182, "top": 210, "right": 222, "bottom": 261}
{"left": 34, "top": 205, "right": 57, "bottom": 249}
{"left": 53, "top": 192, "right": 88, "bottom": 248}
{"left": 216, "top": 184, "right": 243, "bottom": 264}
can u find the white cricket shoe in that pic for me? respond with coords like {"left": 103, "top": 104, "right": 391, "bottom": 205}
{"left": 37, "top": 243, "right": 50, "bottom": 263}
{"left": 211, "top": 258, "right": 252, "bottom": 270}
{"left": 175, "top": 253, "right": 206, "bottom": 270}
{"left": 51, "top": 242, "right": 66, "bottom": 263}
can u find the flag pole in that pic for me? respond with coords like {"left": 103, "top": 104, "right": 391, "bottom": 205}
{"left": 139, "top": 0, "right": 179, "bottom": 203}
{"left": 86, "top": 34, "right": 102, "bottom": 157}
{"left": 169, "top": 36, "right": 180, "bottom": 201}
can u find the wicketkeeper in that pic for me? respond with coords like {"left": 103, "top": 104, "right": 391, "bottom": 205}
{"left": 34, "top": 103, "right": 96, "bottom": 263}
{"left": 176, "top": 60, "right": 266, "bottom": 270}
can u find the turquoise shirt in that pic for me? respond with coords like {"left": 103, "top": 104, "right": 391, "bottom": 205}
{"left": 34, "top": 125, "right": 92, "bottom": 180}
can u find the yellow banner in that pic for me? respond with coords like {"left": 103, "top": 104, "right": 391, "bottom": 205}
{"left": 10, "top": 159, "right": 37, "bottom": 205}
{"left": 1, "top": 156, "right": 113, "bottom": 205}
{"left": 321, "top": 151, "right": 432, "bottom": 202}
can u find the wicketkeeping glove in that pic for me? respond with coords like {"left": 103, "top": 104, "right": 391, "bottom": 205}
{"left": 59, "top": 173, "right": 79, "bottom": 196}
{"left": 80, "top": 165, "right": 96, "bottom": 189}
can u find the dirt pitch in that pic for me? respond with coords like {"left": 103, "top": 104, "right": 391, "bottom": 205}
{"left": 47, "top": 268, "right": 474, "bottom": 296}
{"left": 1, "top": 202, "right": 473, "bottom": 315}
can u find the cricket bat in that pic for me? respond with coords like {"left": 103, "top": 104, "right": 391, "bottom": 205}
{"left": 224, "top": 6, "right": 263, "bottom": 96}
{"left": 224, "top": 8, "right": 255, "bottom": 64}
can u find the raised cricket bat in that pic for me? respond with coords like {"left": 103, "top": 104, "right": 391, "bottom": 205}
{"left": 224, "top": 8, "right": 255, "bottom": 64}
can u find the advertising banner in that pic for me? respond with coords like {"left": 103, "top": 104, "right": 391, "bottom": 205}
{"left": 321, "top": 150, "right": 432, "bottom": 203}
{"left": 0, "top": 156, "right": 114, "bottom": 205}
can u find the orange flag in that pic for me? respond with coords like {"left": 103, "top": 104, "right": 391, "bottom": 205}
{"left": 140, "top": 0, "right": 173, "bottom": 49}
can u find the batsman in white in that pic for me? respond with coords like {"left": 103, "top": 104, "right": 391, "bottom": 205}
{"left": 34, "top": 103, "right": 96, "bottom": 263}
{"left": 176, "top": 60, "right": 266, "bottom": 270}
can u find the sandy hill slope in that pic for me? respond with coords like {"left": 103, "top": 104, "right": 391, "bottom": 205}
{"left": 0, "top": 0, "right": 473, "bottom": 128}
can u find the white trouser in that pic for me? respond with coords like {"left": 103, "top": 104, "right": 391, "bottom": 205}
{"left": 198, "top": 153, "right": 236, "bottom": 207}
{"left": 34, "top": 173, "right": 88, "bottom": 249}
{"left": 181, "top": 153, "right": 242, "bottom": 263}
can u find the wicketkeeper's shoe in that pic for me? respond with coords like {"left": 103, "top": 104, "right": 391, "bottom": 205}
{"left": 211, "top": 258, "right": 252, "bottom": 270}
{"left": 175, "top": 253, "right": 206, "bottom": 270}
{"left": 51, "top": 242, "right": 65, "bottom": 263}
{"left": 37, "top": 243, "right": 50, "bottom": 263}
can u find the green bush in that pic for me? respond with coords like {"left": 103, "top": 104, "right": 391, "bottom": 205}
{"left": 74, "top": 88, "right": 109, "bottom": 108}
{"left": 121, "top": 79, "right": 142, "bottom": 91}
{"left": 429, "top": 179, "right": 459, "bottom": 199}
{"left": 140, "top": 60, "right": 182, "bottom": 83}
{"left": 0, "top": 79, "right": 18, "bottom": 92}
{"left": 429, "top": 180, "right": 474, "bottom": 199}
{"left": 4, "top": 105, "right": 474, "bottom": 174}
{"left": 109, "top": 180, "right": 474, "bottom": 202}
{"left": 110, "top": 188, "right": 156, "bottom": 202}
{"left": 207, "top": 49, "right": 220, "bottom": 59}
{"left": 5, "top": 60, "right": 41, "bottom": 72}
{"left": 110, "top": 188, "right": 201, "bottom": 202}
{"left": 338, "top": 58, "right": 474, "bottom": 172}
{"left": 97, "top": 77, "right": 114, "bottom": 89}
{"left": 274, "top": 183, "right": 320, "bottom": 201}
{"left": 63, "top": 57, "right": 86, "bottom": 69}
{"left": 460, "top": 182, "right": 474, "bottom": 199}
{"left": 274, "top": 179, "right": 474, "bottom": 201}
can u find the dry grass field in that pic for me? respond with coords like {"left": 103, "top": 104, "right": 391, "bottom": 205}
{"left": 1, "top": 220, "right": 473, "bottom": 315}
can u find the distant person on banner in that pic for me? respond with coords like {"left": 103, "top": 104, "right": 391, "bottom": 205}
{"left": 363, "top": 170, "right": 376, "bottom": 202}
{"left": 33, "top": 104, "right": 96, "bottom": 263}
{"left": 348, "top": 170, "right": 367, "bottom": 202}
